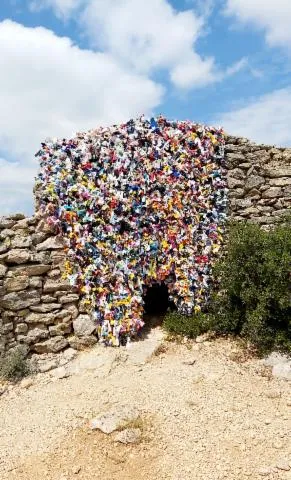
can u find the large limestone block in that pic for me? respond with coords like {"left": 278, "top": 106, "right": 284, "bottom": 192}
{"left": 43, "top": 279, "right": 72, "bottom": 293}
{"left": 26, "top": 312, "right": 55, "bottom": 325}
{"left": 1, "top": 290, "right": 40, "bottom": 310}
{"left": 33, "top": 336, "right": 69, "bottom": 354}
{"left": 30, "top": 303, "right": 61, "bottom": 313}
{"left": 11, "top": 236, "right": 32, "bottom": 249}
{"left": 73, "top": 314, "right": 96, "bottom": 337}
{"left": 6, "top": 249, "right": 31, "bottom": 264}
{"left": 36, "top": 236, "right": 64, "bottom": 251}
{"left": 4, "top": 276, "right": 30, "bottom": 292}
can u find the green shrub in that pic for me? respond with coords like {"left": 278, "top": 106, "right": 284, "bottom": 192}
{"left": 0, "top": 346, "right": 30, "bottom": 381}
{"left": 164, "top": 219, "right": 291, "bottom": 354}
{"left": 164, "top": 311, "right": 211, "bottom": 338}
{"left": 210, "top": 220, "right": 291, "bottom": 354}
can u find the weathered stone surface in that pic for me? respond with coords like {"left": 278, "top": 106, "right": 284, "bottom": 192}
{"left": 36, "top": 236, "right": 64, "bottom": 251}
{"left": 227, "top": 177, "right": 244, "bottom": 189}
{"left": 43, "top": 279, "right": 71, "bottom": 293}
{"left": 49, "top": 323, "right": 72, "bottom": 336}
{"left": 24, "top": 264, "right": 51, "bottom": 276}
{"left": 41, "top": 294, "right": 57, "bottom": 303}
{"left": 4, "top": 276, "right": 30, "bottom": 292}
{"left": 15, "top": 323, "right": 28, "bottom": 334}
{"left": 0, "top": 264, "right": 7, "bottom": 277}
{"left": 113, "top": 428, "right": 141, "bottom": 444}
{"left": 90, "top": 406, "right": 139, "bottom": 434}
{"left": 269, "top": 177, "right": 291, "bottom": 187}
{"left": 228, "top": 168, "right": 245, "bottom": 180}
{"left": 31, "top": 252, "right": 52, "bottom": 264}
{"left": 47, "top": 268, "right": 61, "bottom": 278}
{"left": 0, "top": 238, "right": 11, "bottom": 253}
{"left": 262, "top": 187, "right": 282, "bottom": 198}
{"left": 0, "top": 229, "right": 15, "bottom": 239}
{"left": 265, "top": 166, "right": 291, "bottom": 178}
{"left": 245, "top": 175, "right": 265, "bottom": 191}
{"left": 0, "top": 217, "right": 15, "bottom": 229}
{"left": 8, "top": 213, "right": 26, "bottom": 221}
{"left": 30, "top": 303, "right": 61, "bottom": 313}
{"left": 31, "top": 232, "right": 49, "bottom": 245}
{"left": 34, "top": 336, "right": 69, "bottom": 354}
{"left": 29, "top": 277, "right": 43, "bottom": 289}
{"left": 1, "top": 290, "right": 40, "bottom": 310}
{"left": 25, "top": 326, "right": 49, "bottom": 343}
{"left": 68, "top": 335, "right": 97, "bottom": 350}
{"left": 62, "top": 303, "right": 78, "bottom": 320}
{"left": 6, "top": 249, "right": 31, "bottom": 264}
{"left": 26, "top": 312, "right": 55, "bottom": 325}
{"left": 59, "top": 294, "right": 80, "bottom": 304}
{"left": 11, "top": 236, "right": 32, "bottom": 249}
{"left": 73, "top": 315, "right": 96, "bottom": 337}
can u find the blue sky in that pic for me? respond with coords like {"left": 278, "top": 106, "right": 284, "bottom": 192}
{"left": 0, "top": 0, "right": 291, "bottom": 214}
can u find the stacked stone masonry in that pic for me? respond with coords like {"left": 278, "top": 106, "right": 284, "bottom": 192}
{"left": 0, "top": 136, "right": 290, "bottom": 354}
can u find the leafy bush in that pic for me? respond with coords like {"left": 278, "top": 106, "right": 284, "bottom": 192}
{"left": 0, "top": 345, "right": 30, "bottom": 381}
{"left": 164, "top": 311, "right": 211, "bottom": 338}
{"left": 164, "top": 219, "right": 291, "bottom": 354}
{"left": 210, "top": 220, "right": 291, "bottom": 353}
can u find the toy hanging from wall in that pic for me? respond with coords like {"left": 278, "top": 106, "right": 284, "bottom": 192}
{"left": 35, "top": 115, "right": 228, "bottom": 346}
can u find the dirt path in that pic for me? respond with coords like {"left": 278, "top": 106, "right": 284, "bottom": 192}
{"left": 0, "top": 330, "right": 290, "bottom": 480}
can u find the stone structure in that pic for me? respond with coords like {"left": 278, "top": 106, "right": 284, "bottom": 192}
{"left": 0, "top": 136, "right": 290, "bottom": 354}
{"left": 226, "top": 136, "right": 291, "bottom": 226}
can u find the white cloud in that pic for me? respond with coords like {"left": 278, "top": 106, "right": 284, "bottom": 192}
{"left": 0, "top": 20, "right": 163, "bottom": 214}
{"left": 215, "top": 87, "right": 291, "bottom": 146}
{"left": 0, "top": 159, "right": 35, "bottom": 214}
{"left": 225, "top": 0, "right": 291, "bottom": 51}
{"left": 29, "top": 0, "right": 83, "bottom": 19}
{"left": 32, "top": 0, "right": 246, "bottom": 89}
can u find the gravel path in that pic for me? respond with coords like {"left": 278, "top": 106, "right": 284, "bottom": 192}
{"left": 0, "top": 331, "right": 290, "bottom": 480}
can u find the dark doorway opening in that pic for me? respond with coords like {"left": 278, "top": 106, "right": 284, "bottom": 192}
{"left": 142, "top": 282, "right": 176, "bottom": 334}
{"left": 143, "top": 282, "right": 170, "bottom": 315}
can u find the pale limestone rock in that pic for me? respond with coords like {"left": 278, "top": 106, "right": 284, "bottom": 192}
{"left": 59, "top": 294, "right": 80, "bottom": 304}
{"left": 15, "top": 323, "right": 28, "bottom": 335}
{"left": 11, "top": 236, "right": 32, "bottom": 249}
{"left": 1, "top": 290, "right": 40, "bottom": 310}
{"left": 43, "top": 279, "right": 71, "bottom": 293}
{"left": 245, "top": 175, "right": 265, "bottom": 190}
{"left": 36, "top": 236, "right": 64, "bottom": 251}
{"left": 68, "top": 335, "right": 97, "bottom": 350}
{"left": 73, "top": 314, "right": 96, "bottom": 337}
{"left": 29, "top": 277, "right": 43, "bottom": 289}
{"left": 30, "top": 303, "right": 61, "bottom": 313}
{"left": 0, "top": 217, "right": 15, "bottom": 229}
{"left": 26, "top": 312, "right": 54, "bottom": 325}
{"left": 49, "top": 323, "right": 72, "bottom": 336}
{"left": 6, "top": 249, "right": 31, "bottom": 264}
{"left": 113, "top": 428, "right": 141, "bottom": 444}
{"left": 34, "top": 336, "right": 68, "bottom": 354}
{"left": 4, "top": 276, "right": 29, "bottom": 292}
{"left": 26, "top": 326, "right": 49, "bottom": 343}
{"left": 90, "top": 406, "right": 139, "bottom": 434}
{"left": 262, "top": 187, "right": 282, "bottom": 198}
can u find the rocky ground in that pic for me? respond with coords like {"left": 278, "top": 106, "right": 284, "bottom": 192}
{"left": 0, "top": 329, "right": 290, "bottom": 480}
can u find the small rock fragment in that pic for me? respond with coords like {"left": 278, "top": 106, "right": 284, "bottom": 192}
{"left": 113, "top": 428, "right": 142, "bottom": 444}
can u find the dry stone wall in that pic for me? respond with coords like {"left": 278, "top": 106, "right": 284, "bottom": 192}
{"left": 225, "top": 136, "right": 291, "bottom": 226}
{"left": 0, "top": 214, "right": 97, "bottom": 355}
{"left": 0, "top": 136, "right": 290, "bottom": 355}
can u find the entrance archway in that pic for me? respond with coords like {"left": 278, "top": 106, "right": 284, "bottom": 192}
{"left": 143, "top": 282, "right": 169, "bottom": 315}
{"left": 142, "top": 282, "right": 176, "bottom": 333}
